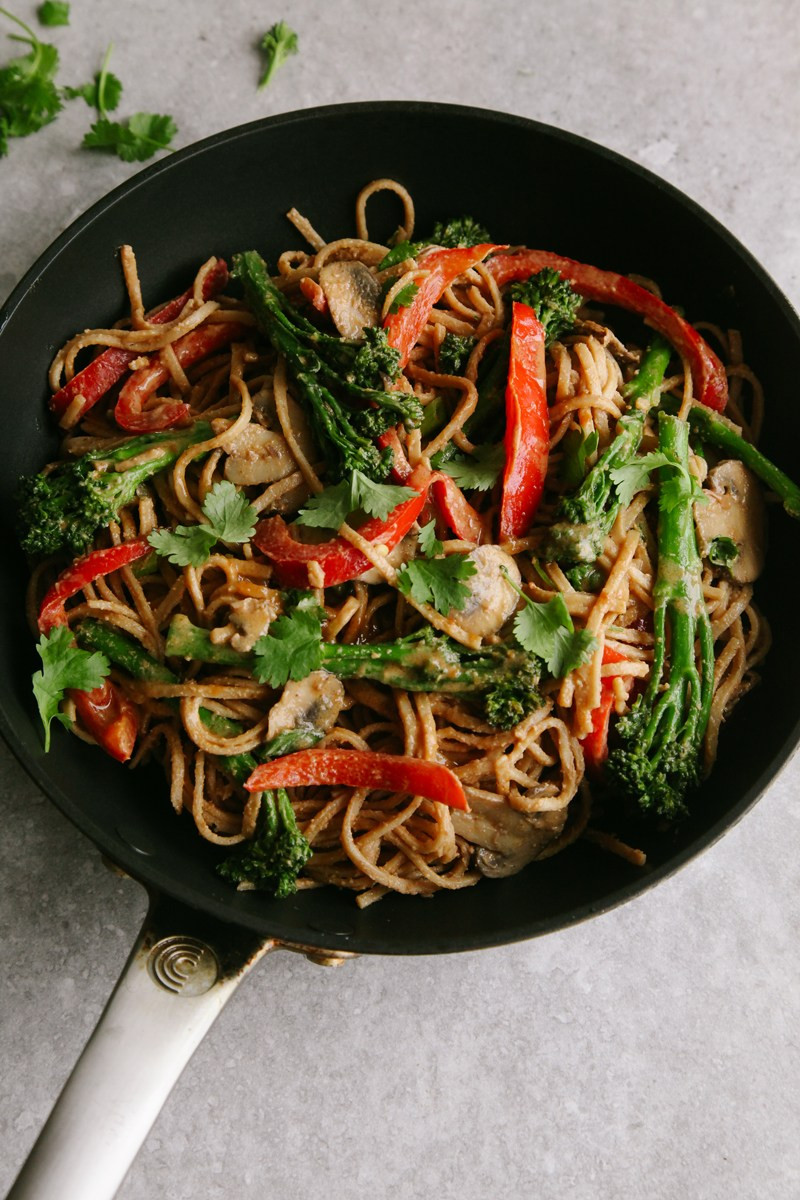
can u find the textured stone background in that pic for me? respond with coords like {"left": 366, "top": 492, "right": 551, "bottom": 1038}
{"left": 1, "top": 2, "right": 799, "bottom": 1197}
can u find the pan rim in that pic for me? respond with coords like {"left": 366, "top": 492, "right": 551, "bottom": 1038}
{"left": 2, "top": 99, "right": 800, "bottom": 955}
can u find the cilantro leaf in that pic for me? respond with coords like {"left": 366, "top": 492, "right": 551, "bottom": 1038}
{"left": 83, "top": 111, "right": 176, "bottom": 162}
{"left": 296, "top": 470, "right": 417, "bottom": 530}
{"left": 0, "top": 11, "right": 62, "bottom": 149}
{"left": 148, "top": 480, "right": 258, "bottom": 567}
{"left": 37, "top": 1, "right": 69, "bottom": 26}
{"left": 559, "top": 429, "right": 599, "bottom": 488}
{"left": 258, "top": 20, "right": 298, "bottom": 90}
{"left": 610, "top": 451, "right": 674, "bottom": 509}
{"left": 252, "top": 609, "right": 323, "bottom": 688}
{"left": 388, "top": 282, "right": 420, "bottom": 314}
{"left": 65, "top": 71, "right": 122, "bottom": 112}
{"left": 32, "top": 626, "right": 109, "bottom": 751}
{"left": 503, "top": 570, "right": 597, "bottom": 678}
{"left": 417, "top": 519, "right": 443, "bottom": 558}
{"left": 397, "top": 554, "right": 477, "bottom": 614}
{"left": 437, "top": 443, "right": 505, "bottom": 492}
{"left": 376, "top": 241, "right": 423, "bottom": 272}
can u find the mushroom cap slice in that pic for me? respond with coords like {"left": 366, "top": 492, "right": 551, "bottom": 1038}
{"left": 695, "top": 459, "right": 766, "bottom": 583}
{"left": 452, "top": 788, "right": 567, "bottom": 877}
{"left": 318, "top": 261, "right": 381, "bottom": 340}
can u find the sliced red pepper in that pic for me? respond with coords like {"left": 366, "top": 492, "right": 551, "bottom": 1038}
{"left": 244, "top": 748, "right": 468, "bottom": 811}
{"left": 378, "top": 430, "right": 484, "bottom": 542}
{"left": 499, "top": 301, "right": 549, "bottom": 540}
{"left": 299, "top": 276, "right": 329, "bottom": 315}
{"left": 580, "top": 645, "right": 628, "bottom": 769}
{"left": 114, "top": 320, "right": 248, "bottom": 432}
{"left": 70, "top": 678, "right": 139, "bottom": 763}
{"left": 38, "top": 539, "right": 152, "bottom": 633}
{"left": 384, "top": 243, "right": 504, "bottom": 367}
{"left": 49, "top": 259, "right": 230, "bottom": 424}
{"left": 487, "top": 249, "right": 727, "bottom": 412}
{"left": 253, "top": 466, "right": 430, "bottom": 587}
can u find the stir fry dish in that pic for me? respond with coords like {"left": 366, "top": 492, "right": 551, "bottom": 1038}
{"left": 19, "top": 178, "right": 800, "bottom": 906}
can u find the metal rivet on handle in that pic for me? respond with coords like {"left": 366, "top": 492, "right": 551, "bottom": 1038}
{"left": 147, "top": 936, "right": 220, "bottom": 996}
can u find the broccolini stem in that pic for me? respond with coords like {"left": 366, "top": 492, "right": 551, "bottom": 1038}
{"left": 687, "top": 404, "right": 800, "bottom": 519}
{"left": 542, "top": 337, "right": 672, "bottom": 564}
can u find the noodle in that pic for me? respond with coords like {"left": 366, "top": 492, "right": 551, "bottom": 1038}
{"left": 24, "top": 180, "right": 774, "bottom": 905}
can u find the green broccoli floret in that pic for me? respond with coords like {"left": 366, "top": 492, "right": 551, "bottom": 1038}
{"left": 509, "top": 267, "right": 582, "bottom": 347}
{"left": 482, "top": 658, "right": 543, "bottom": 729}
{"left": 17, "top": 422, "right": 213, "bottom": 558}
{"left": 217, "top": 789, "right": 311, "bottom": 897}
{"left": 429, "top": 216, "right": 491, "bottom": 248}
{"left": 606, "top": 413, "right": 714, "bottom": 819}
{"left": 438, "top": 333, "right": 476, "bottom": 375}
{"left": 233, "top": 250, "right": 424, "bottom": 481}
{"left": 349, "top": 326, "right": 401, "bottom": 389}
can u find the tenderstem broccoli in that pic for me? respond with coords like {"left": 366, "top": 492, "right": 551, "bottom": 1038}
{"left": 509, "top": 267, "right": 582, "bottom": 347}
{"left": 232, "top": 250, "right": 423, "bottom": 482}
{"left": 18, "top": 422, "right": 213, "bottom": 558}
{"left": 605, "top": 413, "right": 714, "bottom": 819}
{"left": 165, "top": 616, "right": 543, "bottom": 731}
{"left": 541, "top": 336, "right": 672, "bottom": 563}
{"left": 216, "top": 788, "right": 312, "bottom": 897}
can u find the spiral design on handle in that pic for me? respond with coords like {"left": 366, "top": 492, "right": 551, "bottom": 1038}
{"left": 147, "top": 936, "right": 220, "bottom": 996}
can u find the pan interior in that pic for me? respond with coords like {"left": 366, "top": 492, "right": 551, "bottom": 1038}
{"left": 2, "top": 103, "right": 799, "bottom": 954}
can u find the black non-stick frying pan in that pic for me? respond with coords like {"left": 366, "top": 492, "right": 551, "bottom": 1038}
{"left": 2, "top": 102, "right": 800, "bottom": 1199}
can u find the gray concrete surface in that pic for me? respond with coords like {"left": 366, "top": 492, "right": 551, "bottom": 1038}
{"left": 1, "top": 2, "right": 799, "bottom": 1197}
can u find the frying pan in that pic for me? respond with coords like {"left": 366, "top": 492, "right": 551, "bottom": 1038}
{"left": 2, "top": 102, "right": 800, "bottom": 1200}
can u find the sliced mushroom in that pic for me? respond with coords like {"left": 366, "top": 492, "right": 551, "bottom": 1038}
{"left": 318, "top": 261, "right": 381, "bottom": 340}
{"left": 225, "top": 593, "right": 283, "bottom": 654}
{"left": 694, "top": 459, "right": 766, "bottom": 583}
{"left": 446, "top": 545, "right": 522, "bottom": 641}
{"left": 223, "top": 425, "right": 297, "bottom": 488}
{"left": 451, "top": 788, "right": 567, "bottom": 877}
{"left": 267, "top": 671, "right": 345, "bottom": 740}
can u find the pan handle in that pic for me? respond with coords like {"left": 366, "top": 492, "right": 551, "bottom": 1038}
{"left": 6, "top": 889, "right": 275, "bottom": 1200}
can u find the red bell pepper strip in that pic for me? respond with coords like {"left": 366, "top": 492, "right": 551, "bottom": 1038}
{"left": 70, "top": 679, "right": 140, "bottom": 763}
{"left": 499, "top": 301, "right": 549, "bottom": 540}
{"left": 37, "top": 540, "right": 149, "bottom": 762}
{"left": 580, "top": 645, "right": 628, "bottom": 769}
{"left": 38, "top": 540, "right": 152, "bottom": 633}
{"left": 114, "top": 320, "right": 248, "bottom": 432}
{"left": 49, "top": 259, "right": 230, "bottom": 424}
{"left": 244, "top": 748, "right": 468, "bottom": 811}
{"left": 252, "top": 466, "right": 430, "bottom": 587}
{"left": 299, "top": 276, "right": 329, "bottom": 315}
{"left": 487, "top": 249, "right": 728, "bottom": 412}
{"left": 378, "top": 430, "right": 484, "bottom": 542}
{"left": 384, "top": 243, "right": 504, "bottom": 367}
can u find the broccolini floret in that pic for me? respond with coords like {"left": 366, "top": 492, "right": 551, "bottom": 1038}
{"left": 17, "top": 422, "right": 213, "bottom": 558}
{"left": 438, "top": 333, "right": 476, "bottom": 375}
{"left": 233, "top": 250, "right": 422, "bottom": 481}
{"left": 605, "top": 413, "right": 714, "bottom": 819}
{"left": 429, "top": 216, "right": 491, "bottom": 248}
{"left": 509, "top": 267, "right": 582, "bottom": 347}
{"left": 348, "top": 326, "right": 401, "bottom": 389}
{"left": 217, "top": 788, "right": 311, "bottom": 897}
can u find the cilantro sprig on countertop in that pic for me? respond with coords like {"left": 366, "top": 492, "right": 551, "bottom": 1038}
{"left": 503, "top": 568, "right": 597, "bottom": 677}
{"left": 148, "top": 480, "right": 258, "bottom": 567}
{"left": 397, "top": 552, "right": 477, "bottom": 615}
{"left": 258, "top": 20, "right": 298, "bottom": 89}
{"left": 0, "top": 5, "right": 62, "bottom": 155}
{"left": 296, "top": 469, "right": 418, "bottom": 531}
{"left": 32, "top": 626, "right": 110, "bottom": 751}
{"left": 37, "top": 1, "right": 68, "bottom": 26}
{"left": 78, "top": 43, "right": 176, "bottom": 162}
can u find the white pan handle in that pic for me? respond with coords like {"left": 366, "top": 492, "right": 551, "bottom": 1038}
{"left": 6, "top": 891, "right": 275, "bottom": 1200}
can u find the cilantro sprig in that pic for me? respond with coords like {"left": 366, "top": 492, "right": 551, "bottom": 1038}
{"left": 417, "top": 519, "right": 443, "bottom": 558}
{"left": 610, "top": 450, "right": 705, "bottom": 510}
{"left": 252, "top": 607, "right": 324, "bottom": 688}
{"left": 32, "top": 626, "right": 110, "bottom": 751}
{"left": 388, "top": 281, "right": 420, "bottom": 314}
{"left": 296, "top": 470, "right": 418, "bottom": 531}
{"left": 0, "top": 5, "right": 62, "bottom": 154}
{"left": 397, "top": 552, "right": 477, "bottom": 615}
{"left": 37, "top": 1, "right": 69, "bottom": 26}
{"left": 258, "top": 20, "right": 298, "bottom": 90}
{"left": 435, "top": 443, "right": 505, "bottom": 492}
{"left": 148, "top": 480, "right": 258, "bottom": 567}
{"left": 79, "top": 43, "right": 176, "bottom": 162}
{"left": 503, "top": 569, "right": 597, "bottom": 678}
